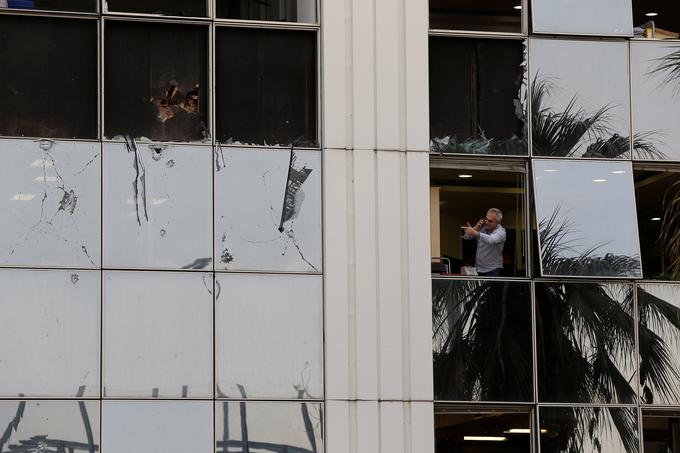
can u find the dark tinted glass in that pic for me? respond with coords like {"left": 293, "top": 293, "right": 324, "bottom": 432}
{"left": 0, "top": 16, "right": 97, "bottom": 139}
{"left": 0, "top": 0, "right": 94, "bottom": 12}
{"left": 435, "top": 410, "right": 532, "bottom": 451}
{"left": 642, "top": 412, "right": 680, "bottom": 453}
{"left": 632, "top": 0, "right": 680, "bottom": 39}
{"left": 105, "top": 22, "right": 208, "bottom": 142}
{"left": 105, "top": 0, "right": 206, "bottom": 16}
{"left": 215, "top": 28, "right": 317, "bottom": 147}
{"left": 433, "top": 279, "right": 533, "bottom": 402}
{"left": 429, "top": 0, "right": 522, "bottom": 32}
{"left": 217, "top": 0, "right": 316, "bottom": 22}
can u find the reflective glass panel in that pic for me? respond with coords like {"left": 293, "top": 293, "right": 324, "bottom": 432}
{"left": 214, "top": 147, "right": 321, "bottom": 272}
{"left": 103, "top": 271, "right": 213, "bottom": 398}
{"left": 0, "top": 401, "right": 100, "bottom": 452}
{"left": 216, "top": 0, "right": 316, "bottom": 23}
{"left": 0, "top": 269, "right": 99, "bottom": 397}
{"left": 216, "top": 273, "right": 322, "bottom": 399}
{"left": 103, "top": 401, "right": 212, "bottom": 453}
{"left": 638, "top": 284, "right": 680, "bottom": 405}
{"left": 530, "top": 39, "right": 632, "bottom": 158}
{"left": 531, "top": 0, "right": 633, "bottom": 36}
{"left": 215, "top": 28, "right": 317, "bottom": 147}
{"left": 432, "top": 279, "right": 533, "bottom": 402}
{"left": 429, "top": 0, "right": 522, "bottom": 33}
{"left": 536, "top": 282, "right": 637, "bottom": 403}
{"left": 105, "top": 0, "right": 206, "bottom": 16}
{"left": 0, "top": 139, "right": 100, "bottom": 267}
{"left": 103, "top": 142, "right": 212, "bottom": 270}
{"left": 533, "top": 159, "right": 642, "bottom": 278}
{"left": 540, "top": 406, "right": 639, "bottom": 453}
{"left": 435, "top": 409, "right": 532, "bottom": 450}
{"left": 216, "top": 402, "right": 323, "bottom": 453}
{"left": 0, "top": 16, "right": 97, "bottom": 139}
{"left": 0, "top": 0, "right": 94, "bottom": 11}
{"left": 632, "top": 42, "right": 680, "bottom": 161}
{"left": 105, "top": 22, "right": 208, "bottom": 142}
{"left": 429, "top": 38, "right": 527, "bottom": 156}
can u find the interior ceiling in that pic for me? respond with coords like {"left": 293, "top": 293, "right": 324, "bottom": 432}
{"left": 632, "top": 0, "right": 680, "bottom": 30}
{"left": 429, "top": 0, "right": 520, "bottom": 15}
{"left": 430, "top": 168, "right": 523, "bottom": 187}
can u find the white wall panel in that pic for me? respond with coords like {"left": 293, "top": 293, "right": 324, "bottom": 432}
{"left": 375, "top": 0, "right": 403, "bottom": 151}
{"left": 404, "top": 0, "right": 430, "bottom": 151}
{"left": 351, "top": 0, "right": 377, "bottom": 150}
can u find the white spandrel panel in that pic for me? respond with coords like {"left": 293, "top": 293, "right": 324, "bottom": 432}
{"left": 531, "top": 0, "right": 632, "bottom": 36}
{"left": 103, "top": 401, "right": 212, "bottom": 453}
{"left": 214, "top": 146, "right": 321, "bottom": 272}
{"left": 103, "top": 271, "right": 213, "bottom": 398}
{"left": 216, "top": 273, "right": 323, "bottom": 399}
{"left": 0, "top": 269, "right": 100, "bottom": 397}
{"left": 103, "top": 141, "right": 212, "bottom": 270}
{"left": 0, "top": 139, "right": 100, "bottom": 267}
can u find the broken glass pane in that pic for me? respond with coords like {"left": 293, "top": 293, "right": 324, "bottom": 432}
{"left": 105, "top": 0, "right": 206, "bottom": 16}
{"left": 0, "top": 0, "right": 95, "bottom": 12}
{"left": 0, "top": 269, "right": 99, "bottom": 397}
{"left": 216, "top": 402, "right": 323, "bottom": 453}
{"left": 0, "top": 16, "right": 97, "bottom": 139}
{"left": 103, "top": 401, "right": 212, "bottom": 453}
{"left": 103, "top": 271, "right": 213, "bottom": 398}
{"left": 0, "top": 139, "right": 100, "bottom": 268}
{"left": 0, "top": 400, "right": 100, "bottom": 453}
{"left": 216, "top": 0, "right": 316, "bottom": 23}
{"left": 531, "top": 0, "right": 633, "bottom": 35}
{"left": 214, "top": 147, "right": 321, "bottom": 272}
{"left": 215, "top": 27, "right": 317, "bottom": 147}
{"left": 105, "top": 21, "right": 208, "bottom": 142}
{"left": 216, "top": 273, "right": 322, "bottom": 399}
{"left": 102, "top": 141, "right": 212, "bottom": 269}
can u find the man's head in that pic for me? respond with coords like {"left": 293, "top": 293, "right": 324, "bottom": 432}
{"left": 484, "top": 208, "right": 503, "bottom": 231}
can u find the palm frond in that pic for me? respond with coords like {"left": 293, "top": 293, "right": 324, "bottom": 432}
{"left": 648, "top": 48, "right": 680, "bottom": 95}
{"left": 661, "top": 179, "right": 680, "bottom": 279}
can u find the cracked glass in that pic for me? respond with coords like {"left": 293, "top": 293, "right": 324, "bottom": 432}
{"left": 216, "top": 0, "right": 316, "bottom": 23}
{"left": 103, "top": 271, "right": 213, "bottom": 398}
{"left": 0, "top": 269, "right": 100, "bottom": 398}
{"left": 0, "top": 139, "right": 100, "bottom": 268}
{"left": 215, "top": 28, "right": 317, "bottom": 147}
{"left": 104, "top": 21, "right": 208, "bottom": 143}
{"left": 533, "top": 159, "right": 642, "bottom": 278}
{"left": 105, "top": 0, "right": 206, "bottom": 16}
{"left": 214, "top": 147, "right": 321, "bottom": 272}
{"left": 0, "top": 16, "right": 97, "bottom": 139}
{"left": 103, "top": 141, "right": 212, "bottom": 270}
{"left": 215, "top": 402, "right": 323, "bottom": 453}
{"left": 531, "top": 0, "right": 633, "bottom": 36}
{"left": 215, "top": 273, "right": 322, "bottom": 399}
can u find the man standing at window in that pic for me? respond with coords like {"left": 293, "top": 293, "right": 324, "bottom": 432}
{"left": 461, "top": 208, "right": 506, "bottom": 277}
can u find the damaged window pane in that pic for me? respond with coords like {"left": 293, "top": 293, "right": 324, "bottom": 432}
{"left": 105, "top": 21, "right": 208, "bottom": 142}
{"left": 0, "top": 16, "right": 98, "bottom": 139}
{"left": 0, "top": 0, "right": 95, "bottom": 12}
{"left": 0, "top": 269, "right": 100, "bottom": 397}
{"left": 214, "top": 147, "right": 321, "bottom": 272}
{"left": 102, "top": 141, "right": 212, "bottom": 269}
{"left": 216, "top": 0, "right": 316, "bottom": 23}
{"left": 105, "top": 0, "right": 206, "bottom": 16}
{"left": 0, "top": 139, "right": 100, "bottom": 267}
{"left": 215, "top": 273, "right": 322, "bottom": 399}
{"left": 215, "top": 28, "right": 317, "bottom": 147}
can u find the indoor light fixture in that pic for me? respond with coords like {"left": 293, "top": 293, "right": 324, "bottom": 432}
{"left": 592, "top": 179, "right": 607, "bottom": 183}
{"left": 458, "top": 174, "right": 473, "bottom": 178}
{"left": 612, "top": 170, "right": 626, "bottom": 174}
{"left": 514, "top": 5, "right": 522, "bottom": 10}
{"left": 543, "top": 169, "right": 558, "bottom": 173}
{"left": 464, "top": 436, "right": 507, "bottom": 441}
{"left": 504, "top": 429, "right": 548, "bottom": 434}
{"left": 10, "top": 194, "right": 35, "bottom": 201}
{"left": 645, "top": 12, "right": 658, "bottom": 17}
{"left": 651, "top": 217, "right": 661, "bottom": 221}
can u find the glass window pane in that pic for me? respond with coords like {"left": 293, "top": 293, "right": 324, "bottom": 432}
{"left": 0, "top": 400, "right": 100, "bottom": 452}
{"left": 642, "top": 411, "right": 680, "bottom": 452}
{"left": 0, "top": 0, "right": 95, "bottom": 12}
{"left": 432, "top": 279, "right": 533, "bottom": 402}
{"left": 103, "top": 271, "right": 213, "bottom": 398}
{"left": 0, "top": 139, "right": 100, "bottom": 267}
{"left": 104, "top": 22, "right": 208, "bottom": 143}
{"left": 533, "top": 159, "right": 642, "bottom": 278}
{"left": 103, "top": 401, "right": 212, "bottom": 453}
{"left": 531, "top": 0, "right": 633, "bottom": 36}
{"left": 216, "top": 273, "right": 322, "bottom": 399}
{"left": 435, "top": 408, "right": 532, "bottom": 450}
{"left": 0, "top": 16, "right": 97, "bottom": 139}
{"left": 632, "top": 42, "right": 680, "bottom": 161}
{"left": 530, "top": 39, "right": 631, "bottom": 158}
{"left": 214, "top": 147, "right": 321, "bottom": 272}
{"left": 216, "top": 0, "right": 316, "bottom": 23}
{"left": 536, "top": 282, "right": 637, "bottom": 403}
{"left": 105, "top": 0, "right": 206, "bottom": 16}
{"left": 429, "top": 0, "right": 522, "bottom": 33}
{"left": 103, "top": 142, "right": 212, "bottom": 269}
{"left": 539, "top": 406, "right": 639, "bottom": 453}
{"left": 216, "top": 402, "right": 323, "bottom": 453}
{"left": 638, "top": 284, "right": 680, "bottom": 405}
{"left": 632, "top": 2, "right": 680, "bottom": 39}
{"left": 429, "top": 38, "right": 527, "bottom": 156}
{"left": 0, "top": 269, "right": 99, "bottom": 397}
{"left": 215, "top": 28, "right": 317, "bottom": 147}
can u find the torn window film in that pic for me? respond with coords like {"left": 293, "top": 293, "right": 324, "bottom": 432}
{"left": 216, "top": 0, "right": 316, "bottom": 23}
{"left": 0, "top": 0, "right": 95, "bottom": 12}
{"left": 215, "top": 27, "right": 317, "bottom": 147}
{"left": 105, "top": 21, "right": 208, "bottom": 142}
{"left": 105, "top": 0, "right": 206, "bottom": 16}
{"left": 0, "top": 16, "right": 98, "bottom": 139}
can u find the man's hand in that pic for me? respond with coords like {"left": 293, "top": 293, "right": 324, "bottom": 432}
{"left": 462, "top": 223, "right": 479, "bottom": 238}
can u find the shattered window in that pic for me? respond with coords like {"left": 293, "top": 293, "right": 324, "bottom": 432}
{"left": 0, "top": 0, "right": 95, "bottom": 12}
{"left": 104, "top": 21, "right": 209, "bottom": 142}
{"left": 0, "top": 16, "right": 98, "bottom": 139}
{"left": 105, "top": 0, "right": 206, "bottom": 16}
{"left": 215, "top": 27, "right": 317, "bottom": 147}
{"left": 216, "top": 0, "right": 317, "bottom": 23}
